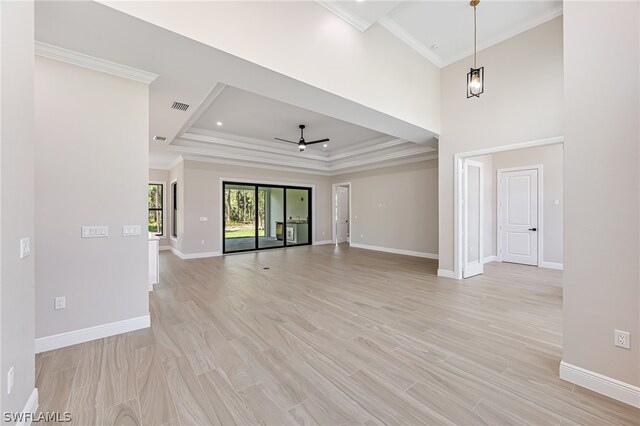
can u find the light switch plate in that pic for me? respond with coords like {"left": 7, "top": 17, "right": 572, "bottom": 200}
{"left": 200, "top": 217, "right": 208, "bottom": 222}
{"left": 122, "top": 225, "right": 141, "bottom": 236}
{"left": 20, "top": 237, "right": 31, "bottom": 259}
{"left": 82, "top": 226, "right": 108, "bottom": 238}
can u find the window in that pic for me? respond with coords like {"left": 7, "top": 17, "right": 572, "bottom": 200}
{"left": 148, "top": 183, "right": 164, "bottom": 236}
{"left": 171, "top": 181, "right": 177, "bottom": 238}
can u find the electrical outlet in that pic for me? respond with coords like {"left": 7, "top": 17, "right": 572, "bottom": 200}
{"left": 614, "top": 330, "right": 630, "bottom": 349}
{"left": 7, "top": 367, "right": 14, "bottom": 394}
{"left": 55, "top": 296, "right": 66, "bottom": 310}
{"left": 201, "top": 240, "right": 205, "bottom": 245}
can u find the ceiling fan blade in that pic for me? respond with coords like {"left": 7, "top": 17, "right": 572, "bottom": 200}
{"left": 274, "top": 137, "right": 298, "bottom": 144}
{"left": 305, "top": 138, "right": 330, "bottom": 145}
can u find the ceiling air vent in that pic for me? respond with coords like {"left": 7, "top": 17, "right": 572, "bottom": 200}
{"left": 153, "top": 136, "right": 167, "bottom": 142}
{"left": 171, "top": 101, "right": 189, "bottom": 111}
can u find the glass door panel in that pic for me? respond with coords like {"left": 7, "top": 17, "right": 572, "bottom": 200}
{"left": 258, "top": 187, "right": 284, "bottom": 249}
{"left": 285, "top": 188, "right": 310, "bottom": 246}
{"left": 224, "top": 183, "right": 257, "bottom": 253}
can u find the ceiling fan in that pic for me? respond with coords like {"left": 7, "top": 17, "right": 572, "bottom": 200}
{"left": 275, "top": 124, "right": 329, "bottom": 152}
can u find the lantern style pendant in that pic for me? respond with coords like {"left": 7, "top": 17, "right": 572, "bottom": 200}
{"left": 467, "top": 0, "right": 484, "bottom": 98}
{"left": 467, "top": 66, "right": 484, "bottom": 98}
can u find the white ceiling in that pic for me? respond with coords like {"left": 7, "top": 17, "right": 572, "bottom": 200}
{"left": 320, "top": 0, "right": 563, "bottom": 67}
{"left": 35, "top": 1, "right": 437, "bottom": 174}
{"left": 192, "top": 86, "right": 390, "bottom": 153}
{"left": 34, "top": 1, "right": 560, "bottom": 174}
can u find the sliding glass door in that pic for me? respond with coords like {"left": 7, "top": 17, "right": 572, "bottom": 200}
{"left": 223, "top": 182, "right": 311, "bottom": 254}
{"left": 224, "top": 184, "right": 257, "bottom": 252}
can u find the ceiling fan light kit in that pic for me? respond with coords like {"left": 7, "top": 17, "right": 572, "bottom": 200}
{"left": 275, "top": 124, "right": 330, "bottom": 152}
{"left": 467, "top": 0, "right": 485, "bottom": 98}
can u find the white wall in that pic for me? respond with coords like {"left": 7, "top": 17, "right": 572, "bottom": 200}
{"left": 470, "top": 143, "right": 564, "bottom": 266}
{"left": 563, "top": 1, "right": 639, "bottom": 388}
{"left": 0, "top": 0, "right": 36, "bottom": 414}
{"left": 172, "top": 160, "right": 332, "bottom": 255}
{"left": 98, "top": 0, "right": 440, "bottom": 134}
{"left": 439, "top": 17, "right": 564, "bottom": 273}
{"left": 332, "top": 160, "right": 439, "bottom": 256}
{"left": 35, "top": 57, "right": 149, "bottom": 340}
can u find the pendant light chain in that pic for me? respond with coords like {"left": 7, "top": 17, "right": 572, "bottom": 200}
{"left": 473, "top": 4, "right": 477, "bottom": 69}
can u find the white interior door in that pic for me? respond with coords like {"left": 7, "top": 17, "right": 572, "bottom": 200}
{"left": 500, "top": 168, "right": 538, "bottom": 265}
{"left": 463, "top": 160, "right": 483, "bottom": 278}
{"left": 336, "top": 186, "right": 349, "bottom": 243}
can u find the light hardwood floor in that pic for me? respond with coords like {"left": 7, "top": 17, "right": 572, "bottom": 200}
{"left": 36, "top": 245, "right": 640, "bottom": 425}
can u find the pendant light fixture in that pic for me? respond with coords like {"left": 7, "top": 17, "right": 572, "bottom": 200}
{"left": 467, "top": 0, "right": 484, "bottom": 98}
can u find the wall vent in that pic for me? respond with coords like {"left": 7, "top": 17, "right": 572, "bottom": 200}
{"left": 171, "top": 101, "right": 189, "bottom": 111}
{"left": 153, "top": 136, "right": 167, "bottom": 142}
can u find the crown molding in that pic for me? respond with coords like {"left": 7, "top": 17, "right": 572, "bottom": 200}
{"left": 180, "top": 155, "right": 332, "bottom": 176}
{"left": 167, "top": 145, "right": 329, "bottom": 172}
{"left": 180, "top": 129, "right": 330, "bottom": 162}
{"left": 317, "top": 1, "right": 371, "bottom": 31}
{"left": 34, "top": 41, "right": 158, "bottom": 84}
{"left": 440, "top": 4, "right": 564, "bottom": 67}
{"left": 377, "top": 17, "right": 443, "bottom": 68}
{"left": 180, "top": 129, "right": 413, "bottom": 163}
{"left": 329, "top": 146, "right": 436, "bottom": 171}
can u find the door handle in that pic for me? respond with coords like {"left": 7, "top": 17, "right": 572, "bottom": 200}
{"left": 528, "top": 227, "right": 537, "bottom": 231}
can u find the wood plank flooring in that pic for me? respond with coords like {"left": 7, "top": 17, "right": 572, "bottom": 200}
{"left": 36, "top": 245, "right": 640, "bottom": 425}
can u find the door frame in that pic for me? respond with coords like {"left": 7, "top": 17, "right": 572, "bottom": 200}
{"left": 496, "top": 165, "right": 544, "bottom": 266}
{"left": 462, "top": 160, "right": 484, "bottom": 278}
{"left": 452, "top": 136, "right": 563, "bottom": 280}
{"left": 219, "top": 177, "right": 316, "bottom": 254}
{"left": 331, "top": 182, "right": 351, "bottom": 244}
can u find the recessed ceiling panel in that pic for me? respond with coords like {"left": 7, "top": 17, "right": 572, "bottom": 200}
{"left": 192, "top": 86, "right": 390, "bottom": 152}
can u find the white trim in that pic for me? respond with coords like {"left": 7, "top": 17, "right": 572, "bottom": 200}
{"left": 378, "top": 17, "right": 443, "bottom": 67}
{"left": 35, "top": 315, "right": 150, "bottom": 353}
{"left": 316, "top": 1, "right": 371, "bottom": 31}
{"left": 168, "top": 246, "right": 221, "bottom": 260}
{"left": 497, "top": 165, "right": 544, "bottom": 267}
{"left": 462, "top": 159, "right": 484, "bottom": 278}
{"left": 483, "top": 255, "right": 498, "bottom": 264}
{"left": 332, "top": 182, "right": 352, "bottom": 244}
{"left": 313, "top": 240, "right": 334, "bottom": 246}
{"left": 437, "top": 269, "right": 456, "bottom": 279}
{"left": 453, "top": 136, "right": 563, "bottom": 280}
{"left": 560, "top": 361, "right": 640, "bottom": 408}
{"left": 540, "top": 261, "right": 563, "bottom": 270}
{"left": 34, "top": 42, "right": 158, "bottom": 84}
{"left": 350, "top": 243, "right": 438, "bottom": 260}
{"left": 16, "top": 388, "right": 39, "bottom": 426}
{"left": 159, "top": 246, "right": 171, "bottom": 251}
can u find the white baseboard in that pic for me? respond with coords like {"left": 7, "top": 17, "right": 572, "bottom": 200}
{"left": 540, "top": 261, "right": 563, "bottom": 270}
{"left": 560, "top": 361, "right": 640, "bottom": 408}
{"left": 437, "top": 269, "right": 456, "bottom": 279}
{"left": 35, "top": 315, "right": 150, "bottom": 353}
{"left": 159, "top": 246, "right": 171, "bottom": 251}
{"left": 313, "top": 240, "right": 334, "bottom": 246}
{"left": 168, "top": 246, "right": 221, "bottom": 259}
{"left": 350, "top": 243, "right": 438, "bottom": 260}
{"left": 483, "top": 255, "right": 498, "bottom": 264}
{"left": 16, "top": 388, "right": 38, "bottom": 426}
